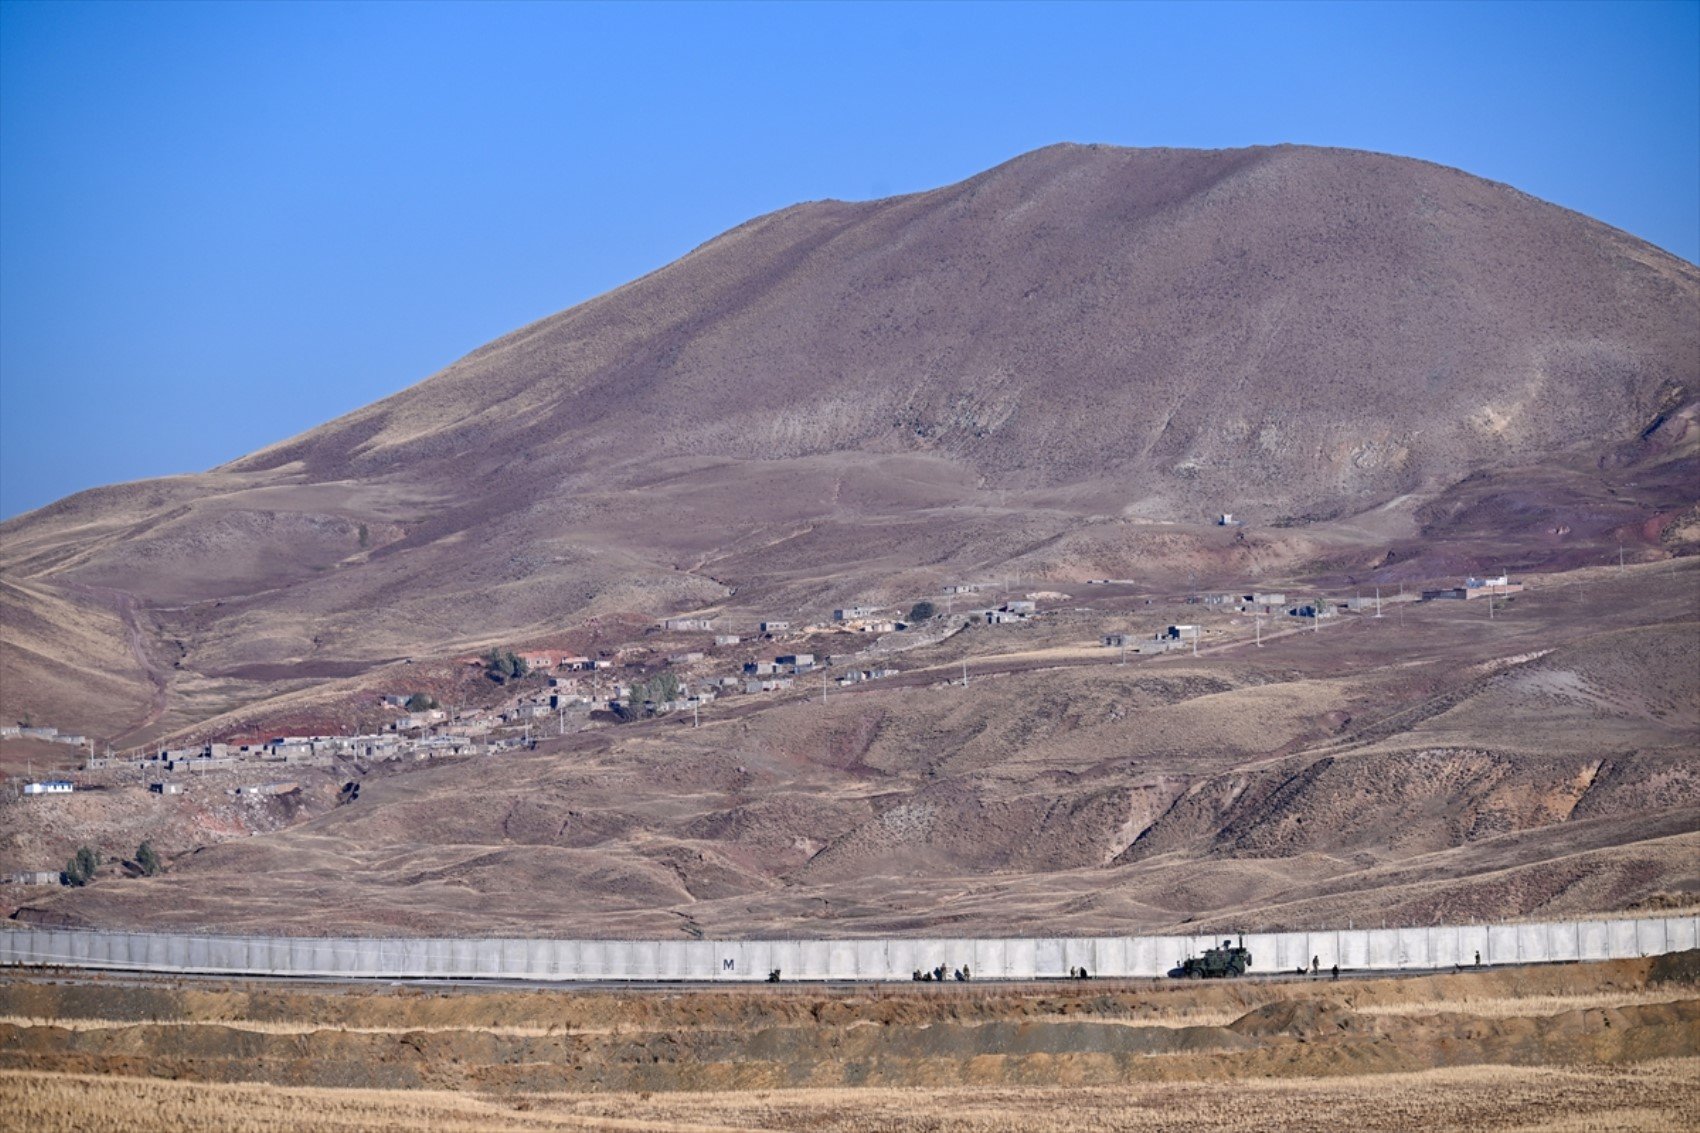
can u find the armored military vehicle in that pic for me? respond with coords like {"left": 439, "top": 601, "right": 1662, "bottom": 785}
{"left": 1172, "top": 938, "right": 1252, "bottom": 979}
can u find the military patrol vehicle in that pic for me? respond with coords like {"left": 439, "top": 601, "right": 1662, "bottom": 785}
{"left": 1172, "top": 938, "right": 1252, "bottom": 979}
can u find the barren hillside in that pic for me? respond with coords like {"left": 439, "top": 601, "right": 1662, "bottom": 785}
{"left": 10, "top": 561, "right": 1695, "bottom": 939}
{"left": 1, "top": 143, "right": 1697, "bottom": 943}
{"left": 1, "top": 142, "right": 1695, "bottom": 745}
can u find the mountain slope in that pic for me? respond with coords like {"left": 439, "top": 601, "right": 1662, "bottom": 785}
{"left": 235, "top": 142, "right": 1697, "bottom": 500}
{"left": 2, "top": 142, "right": 1696, "bottom": 743}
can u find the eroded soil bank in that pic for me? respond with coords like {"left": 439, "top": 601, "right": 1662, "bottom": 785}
{"left": 2, "top": 953, "right": 1697, "bottom": 1101}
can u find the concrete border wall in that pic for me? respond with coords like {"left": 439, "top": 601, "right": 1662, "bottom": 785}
{"left": 1, "top": 916, "right": 1693, "bottom": 982}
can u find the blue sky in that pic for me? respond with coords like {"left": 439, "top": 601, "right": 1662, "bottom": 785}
{"left": 2, "top": 0, "right": 1696, "bottom": 519}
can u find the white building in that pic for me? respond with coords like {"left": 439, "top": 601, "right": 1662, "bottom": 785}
{"left": 22, "top": 781, "right": 74, "bottom": 796}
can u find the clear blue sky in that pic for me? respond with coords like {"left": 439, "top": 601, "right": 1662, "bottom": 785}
{"left": 2, "top": 0, "right": 1696, "bottom": 519}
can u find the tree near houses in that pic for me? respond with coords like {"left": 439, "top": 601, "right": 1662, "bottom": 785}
{"left": 620, "top": 672, "right": 682, "bottom": 720}
{"left": 482, "top": 648, "right": 529, "bottom": 683}
{"left": 135, "top": 842, "right": 163, "bottom": 877}
{"left": 63, "top": 845, "right": 99, "bottom": 887}
{"left": 644, "top": 671, "right": 681, "bottom": 707}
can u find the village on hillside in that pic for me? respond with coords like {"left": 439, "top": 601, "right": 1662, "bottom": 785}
{"left": 0, "top": 573, "right": 1513, "bottom": 861}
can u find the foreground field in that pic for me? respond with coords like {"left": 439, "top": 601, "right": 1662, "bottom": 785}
{"left": 5, "top": 1060, "right": 1698, "bottom": 1133}
{"left": 2, "top": 952, "right": 1697, "bottom": 1130}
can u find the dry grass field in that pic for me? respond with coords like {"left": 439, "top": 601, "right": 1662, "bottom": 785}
{"left": 2, "top": 953, "right": 1697, "bottom": 1131}
{"left": 4, "top": 1061, "right": 1698, "bottom": 1133}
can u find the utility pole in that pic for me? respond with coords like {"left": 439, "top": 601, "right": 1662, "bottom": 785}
{"left": 1375, "top": 587, "right": 1383, "bottom": 617}
{"left": 1120, "top": 642, "right": 1127, "bottom": 666}
{"left": 822, "top": 671, "right": 828, "bottom": 705}
{"left": 1192, "top": 629, "right": 1199, "bottom": 656}
{"left": 693, "top": 701, "right": 700, "bottom": 728}
{"left": 1618, "top": 545, "right": 1625, "bottom": 573}
{"left": 1255, "top": 616, "right": 1262, "bottom": 647}
{"left": 962, "top": 659, "right": 969, "bottom": 687}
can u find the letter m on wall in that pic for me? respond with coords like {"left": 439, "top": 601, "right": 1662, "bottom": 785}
{"left": 723, "top": 957, "right": 735, "bottom": 971}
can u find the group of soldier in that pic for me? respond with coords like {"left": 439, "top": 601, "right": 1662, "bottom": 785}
{"left": 907, "top": 964, "right": 1096, "bottom": 981}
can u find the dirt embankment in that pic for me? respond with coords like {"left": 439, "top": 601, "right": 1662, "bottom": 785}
{"left": 1, "top": 955, "right": 1696, "bottom": 1097}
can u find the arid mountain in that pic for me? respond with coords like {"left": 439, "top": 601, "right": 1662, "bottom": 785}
{"left": 4, "top": 143, "right": 1698, "bottom": 939}
{"left": 2, "top": 142, "right": 1696, "bottom": 747}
